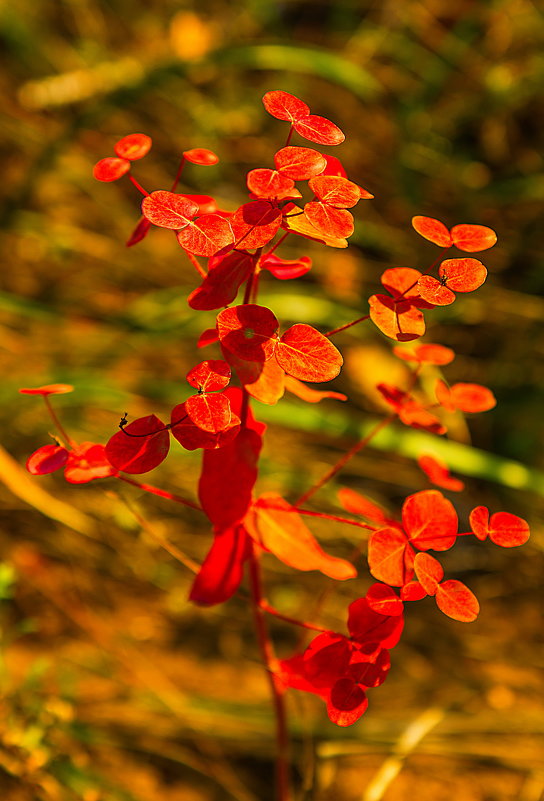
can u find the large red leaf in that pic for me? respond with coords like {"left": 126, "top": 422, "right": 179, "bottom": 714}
{"left": 142, "top": 191, "right": 199, "bottom": 229}
{"left": 26, "top": 444, "right": 69, "bottom": 475}
{"left": 435, "top": 579, "right": 479, "bottom": 622}
{"left": 294, "top": 115, "right": 345, "bottom": 146}
{"left": 450, "top": 224, "right": 497, "bottom": 252}
{"left": 216, "top": 304, "right": 279, "bottom": 362}
{"left": 189, "top": 524, "right": 251, "bottom": 605}
{"left": 64, "top": 443, "right": 116, "bottom": 484}
{"left": 188, "top": 252, "right": 254, "bottom": 310}
{"left": 308, "top": 175, "right": 360, "bottom": 208}
{"left": 275, "top": 323, "right": 343, "bottom": 382}
{"left": 469, "top": 506, "right": 530, "bottom": 547}
{"left": 114, "top": 133, "right": 152, "bottom": 160}
{"left": 274, "top": 146, "right": 327, "bottom": 180}
{"left": 230, "top": 201, "right": 282, "bottom": 249}
{"left": 326, "top": 678, "right": 368, "bottom": 726}
{"left": 402, "top": 490, "right": 458, "bottom": 551}
{"left": 412, "top": 216, "right": 453, "bottom": 247}
{"left": 185, "top": 393, "right": 231, "bottom": 433}
{"left": 347, "top": 597, "right": 404, "bottom": 648}
{"left": 105, "top": 415, "right": 170, "bottom": 474}
{"left": 369, "top": 295, "right": 426, "bottom": 342}
{"left": 177, "top": 214, "right": 234, "bottom": 256}
{"left": 186, "top": 360, "right": 231, "bottom": 392}
{"left": 246, "top": 493, "right": 357, "bottom": 580}
{"left": 413, "top": 552, "right": 444, "bottom": 596}
{"left": 304, "top": 203, "right": 354, "bottom": 238}
{"left": 262, "top": 90, "right": 310, "bottom": 122}
{"left": 93, "top": 157, "right": 130, "bottom": 182}
{"left": 367, "top": 528, "right": 414, "bottom": 586}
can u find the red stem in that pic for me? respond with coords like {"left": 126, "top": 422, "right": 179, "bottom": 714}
{"left": 326, "top": 314, "right": 370, "bottom": 337}
{"left": 170, "top": 156, "right": 186, "bottom": 192}
{"left": 128, "top": 175, "right": 149, "bottom": 197}
{"left": 116, "top": 474, "right": 202, "bottom": 511}
{"left": 259, "top": 600, "right": 330, "bottom": 633}
{"left": 248, "top": 547, "right": 291, "bottom": 801}
{"left": 44, "top": 397, "right": 74, "bottom": 448}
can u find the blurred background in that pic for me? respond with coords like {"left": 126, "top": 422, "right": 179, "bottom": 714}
{"left": 0, "top": 1, "right": 543, "bottom": 799}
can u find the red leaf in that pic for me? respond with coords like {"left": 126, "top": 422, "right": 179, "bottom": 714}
{"left": 435, "top": 579, "right": 479, "bottom": 622}
{"left": 274, "top": 146, "right": 327, "bottom": 180}
{"left": 142, "top": 191, "right": 198, "bottom": 229}
{"left": 186, "top": 360, "right": 231, "bottom": 392}
{"left": 126, "top": 216, "right": 152, "bottom": 247}
{"left": 170, "top": 403, "right": 240, "bottom": 451}
{"left": 247, "top": 493, "right": 357, "bottom": 580}
{"left": 417, "top": 276, "right": 456, "bottom": 306}
{"left": 451, "top": 224, "right": 497, "bottom": 252}
{"left": 436, "top": 381, "right": 496, "bottom": 413}
{"left": 261, "top": 254, "right": 312, "bottom": 280}
{"left": 188, "top": 252, "right": 254, "bottom": 311}
{"left": 380, "top": 267, "right": 426, "bottom": 300}
{"left": 412, "top": 216, "right": 453, "bottom": 247}
{"left": 304, "top": 203, "right": 354, "bottom": 238}
{"left": 230, "top": 201, "right": 282, "bottom": 249}
{"left": 177, "top": 214, "right": 234, "bottom": 257}
{"left": 303, "top": 633, "right": 353, "bottom": 688}
{"left": 181, "top": 194, "right": 218, "bottom": 214}
{"left": 216, "top": 304, "right": 279, "bottom": 362}
{"left": 262, "top": 90, "right": 309, "bottom": 122}
{"left": 284, "top": 375, "right": 347, "bottom": 403}
{"left": 64, "top": 443, "right": 116, "bottom": 484}
{"left": 438, "top": 258, "right": 487, "bottom": 292}
{"left": 183, "top": 147, "right": 219, "bottom": 165}
{"left": 327, "top": 678, "right": 368, "bottom": 726}
{"left": 469, "top": 506, "right": 530, "bottom": 547}
{"left": 369, "top": 295, "right": 426, "bottom": 342}
{"left": 337, "top": 488, "right": 395, "bottom": 527}
{"left": 26, "top": 444, "right": 69, "bottom": 475}
{"left": 401, "top": 581, "right": 427, "bottom": 601}
{"left": 417, "top": 454, "right": 464, "bottom": 492}
{"left": 19, "top": 384, "right": 73, "bottom": 396}
{"left": 319, "top": 154, "right": 348, "bottom": 178}
{"left": 393, "top": 343, "right": 455, "bottom": 365}
{"left": 282, "top": 203, "right": 348, "bottom": 248}
{"left": 93, "top": 157, "right": 130, "bottom": 182}
{"left": 223, "top": 350, "right": 286, "bottom": 405}
{"left": 368, "top": 528, "right": 414, "bottom": 586}
{"left": 308, "top": 175, "right": 360, "bottom": 208}
{"left": 413, "top": 552, "right": 444, "bottom": 596}
{"left": 197, "top": 328, "right": 219, "bottom": 348}
{"left": 365, "top": 583, "right": 404, "bottom": 616}
{"left": 294, "top": 114, "right": 345, "bottom": 146}
{"left": 347, "top": 648, "right": 391, "bottom": 688}
{"left": 189, "top": 524, "right": 251, "bottom": 605}
{"left": 402, "top": 490, "right": 458, "bottom": 551}
{"left": 114, "top": 133, "right": 152, "bottom": 160}
{"left": 185, "top": 393, "right": 231, "bottom": 433}
{"left": 246, "top": 169, "right": 298, "bottom": 200}
{"left": 276, "top": 324, "right": 343, "bottom": 382}
{"left": 105, "top": 415, "right": 170, "bottom": 474}
{"left": 347, "top": 597, "right": 404, "bottom": 648}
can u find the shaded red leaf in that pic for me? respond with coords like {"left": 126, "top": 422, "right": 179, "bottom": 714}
{"left": 303, "top": 633, "right": 353, "bottom": 688}
{"left": 105, "top": 414, "right": 170, "bottom": 474}
{"left": 247, "top": 493, "right": 357, "bottom": 580}
{"left": 417, "top": 453, "right": 464, "bottom": 492}
{"left": 177, "top": 213, "right": 234, "bottom": 256}
{"left": 412, "top": 216, "right": 453, "bottom": 247}
{"left": 126, "top": 216, "right": 152, "bottom": 247}
{"left": 347, "top": 597, "right": 404, "bottom": 648}
{"left": 188, "top": 251, "right": 254, "bottom": 311}
{"left": 142, "top": 191, "right": 198, "bottom": 229}
{"left": 365, "top": 583, "right": 404, "bottom": 616}
{"left": 197, "top": 328, "right": 219, "bottom": 348}
{"left": 347, "top": 648, "right": 391, "bottom": 688}
{"left": 183, "top": 147, "right": 219, "bottom": 165}
{"left": 216, "top": 304, "right": 279, "bottom": 362}
{"left": 262, "top": 90, "right": 309, "bottom": 122}
{"left": 276, "top": 323, "right": 343, "bottom": 382}
{"left": 451, "top": 224, "right": 497, "bottom": 252}
{"left": 114, "top": 133, "right": 152, "bottom": 161}
{"left": 413, "top": 552, "right": 444, "bottom": 596}
{"left": 230, "top": 201, "right": 282, "bottom": 249}
{"left": 327, "top": 678, "right": 368, "bottom": 726}
{"left": 189, "top": 524, "right": 251, "bottom": 606}
{"left": 367, "top": 527, "right": 414, "bottom": 586}
{"left": 186, "top": 360, "right": 231, "bottom": 392}
{"left": 274, "top": 146, "right": 327, "bottom": 180}
{"left": 435, "top": 579, "right": 480, "bottom": 622}
{"left": 294, "top": 114, "right": 345, "bottom": 146}
{"left": 93, "top": 157, "right": 130, "bottom": 182}
{"left": 402, "top": 490, "right": 458, "bottom": 551}
{"left": 26, "top": 444, "right": 69, "bottom": 475}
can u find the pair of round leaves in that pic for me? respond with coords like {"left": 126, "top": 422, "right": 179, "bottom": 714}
{"left": 215, "top": 304, "right": 343, "bottom": 383}
{"left": 262, "top": 90, "right": 345, "bottom": 146}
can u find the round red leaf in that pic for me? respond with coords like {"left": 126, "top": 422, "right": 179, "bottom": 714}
{"left": 105, "top": 415, "right": 170, "bottom": 474}
{"left": 304, "top": 203, "right": 354, "bottom": 239}
{"left": 186, "top": 360, "right": 231, "bottom": 392}
{"left": 93, "top": 157, "right": 130, "bottom": 182}
{"left": 216, "top": 304, "right": 279, "bottom": 362}
{"left": 438, "top": 258, "right": 487, "bottom": 292}
{"left": 450, "top": 224, "right": 497, "bottom": 252}
{"left": 262, "top": 90, "right": 310, "bottom": 122}
{"left": 402, "top": 490, "right": 458, "bottom": 551}
{"left": 185, "top": 393, "right": 231, "bottom": 433}
{"left": 294, "top": 114, "right": 345, "bottom": 146}
{"left": 367, "top": 527, "right": 414, "bottom": 587}
{"left": 469, "top": 506, "right": 490, "bottom": 541}
{"left": 417, "top": 276, "right": 456, "bottom": 306}
{"left": 142, "top": 191, "right": 198, "bottom": 229}
{"left": 183, "top": 147, "right": 219, "bottom": 165}
{"left": 435, "top": 579, "right": 480, "bottom": 622}
{"left": 177, "top": 214, "right": 234, "bottom": 256}
{"left": 246, "top": 169, "right": 297, "bottom": 200}
{"left": 308, "top": 175, "right": 360, "bottom": 208}
{"left": 413, "top": 552, "right": 444, "bottom": 596}
{"left": 170, "top": 403, "right": 241, "bottom": 450}
{"left": 276, "top": 324, "right": 343, "bottom": 382}
{"left": 114, "top": 133, "right": 152, "bottom": 161}
{"left": 274, "top": 146, "right": 327, "bottom": 180}
{"left": 412, "top": 216, "right": 453, "bottom": 247}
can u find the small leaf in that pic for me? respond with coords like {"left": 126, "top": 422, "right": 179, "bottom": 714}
{"left": 337, "top": 488, "right": 394, "bottom": 526}
{"left": 392, "top": 344, "right": 455, "bottom": 366}
{"left": 105, "top": 415, "right": 170, "bottom": 474}
{"left": 368, "top": 528, "right": 414, "bottom": 587}
{"left": 469, "top": 506, "right": 530, "bottom": 547}
{"left": 274, "top": 146, "right": 327, "bottom": 180}
{"left": 186, "top": 360, "right": 231, "bottom": 392}
{"left": 261, "top": 254, "right": 312, "bottom": 280}
{"left": 435, "top": 579, "right": 479, "bottom": 622}
{"left": 183, "top": 147, "right": 219, "bottom": 165}
{"left": 276, "top": 323, "right": 343, "bottom": 382}
{"left": 26, "top": 444, "right": 69, "bottom": 475}
{"left": 93, "top": 157, "right": 130, "bottom": 182}
{"left": 142, "top": 191, "right": 198, "bottom": 229}
{"left": 19, "top": 384, "right": 73, "bottom": 396}
{"left": 451, "top": 224, "right": 497, "bottom": 252}
{"left": 230, "top": 201, "right": 282, "bottom": 249}
{"left": 412, "top": 216, "right": 453, "bottom": 247}
{"left": 417, "top": 453, "right": 464, "bottom": 492}
{"left": 185, "top": 393, "right": 231, "bottom": 433}
{"left": 436, "top": 381, "right": 496, "bottom": 413}
{"left": 413, "top": 552, "right": 444, "bottom": 595}
{"left": 294, "top": 114, "right": 345, "bottom": 145}
{"left": 308, "top": 175, "right": 360, "bottom": 208}
{"left": 262, "top": 90, "right": 309, "bottom": 122}
{"left": 327, "top": 678, "right": 368, "bottom": 726}
{"left": 417, "top": 276, "right": 456, "bottom": 306}
{"left": 114, "top": 133, "right": 152, "bottom": 160}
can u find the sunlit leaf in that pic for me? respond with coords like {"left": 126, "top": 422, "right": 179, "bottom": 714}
{"left": 216, "top": 304, "right": 279, "bottom": 362}
{"left": 114, "top": 133, "right": 152, "bottom": 160}
{"left": 294, "top": 114, "right": 345, "bottom": 145}
{"left": 142, "top": 191, "right": 198, "bottom": 229}
{"left": 369, "top": 295, "right": 425, "bottom": 342}
{"left": 262, "top": 90, "right": 309, "bottom": 122}
{"left": 276, "top": 323, "right": 343, "bottom": 382}
{"left": 261, "top": 253, "right": 312, "bottom": 280}
{"left": 402, "top": 490, "right": 458, "bottom": 551}
{"left": 183, "top": 147, "right": 219, "bottom": 165}
{"left": 365, "top": 583, "right": 404, "bottom": 616}
{"left": 189, "top": 524, "right": 251, "bottom": 605}
{"left": 435, "top": 579, "right": 479, "bottom": 622}
{"left": 177, "top": 214, "right": 234, "bottom": 256}
{"left": 367, "top": 528, "right": 414, "bottom": 586}
{"left": 413, "top": 552, "right": 444, "bottom": 595}
{"left": 274, "top": 146, "right": 327, "bottom": 180}
{"left": 185, "top": 393, "right": 231, "bottom": 433}
{"left": 93, "top": 157, "right": 130, "bottom": 182}
{"left": 451, "top": 224, "right": 497, "bottom": 252}
{"left": 186, "top": 360, "right": 231, "bottom": 392}
{"left": 308, "top": 175, "right": 360, "bottom": 208}
{"left": 304, "top": 203, "right": 354, "bottom": 238}
{"left": 412, "top": 216, "right": 453, "bottom": 248}
{"left": 19, "top": 384, "right": 74, "bottom": 396}
{"left": 469, "top": 506, "right": 530, "bottom": 547}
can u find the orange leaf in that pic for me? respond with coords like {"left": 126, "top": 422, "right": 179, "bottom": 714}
{"left": 435, "top": 579, "right": 479, "bottom": 622}
{"left": 274, "top": 146, "right": 327, "bottom": 180}
{"left": 368, "top": 528, "right": 414, "bottom": 586}
{"left": 413, "top": 552, "right": 444, "bottom": 595}
{"left": 417, "top": 454, "right": 464, "bottom": 492}
{"left": 185, "top": 393, "right": 231, "bottom": 433}
{"left": 392, "top": 344, "right": 455, "bottom": 366}
{"left": 247, "top": 493, "right": 357, "bottom": 580}
{"left": 142, "top": 191, "right": 198, "bottom": 229}
{"left": 412, "top": 216, "right": 453, "bottom": 247}
{"left": 216, "top": 304, "right": 278, "bottom": 362}
{"left": 282, "top": 204, "right": 348, "bottom": 248}
{"left": 438, "top": 258, "right": 487, "bottom": 292}
{"left": 308, "top": 175, "right": 360, "bottom": 208}
{"left": 450, "top": 224, "right": 497, "bottom": 252}
{"left": 114, "top": 133, "right": 152, "bottom": 160}
{"left": 304, "top": 203, "right": 354, "bottom": 238}
{"left": 284, "top": 375, "right": 347, "bottom": 403}
{"left": 402, "top": 490, "right": 458, "bottom": 551}
{"left": 176, "top": 214, "right": 234, "bottom": 256}
{"left": 469, "top": 506, "right": 530, "bottom": 547}
{"left": 369, "top": 295, "right": 425, "bottom": 342}
{"left": 276, "top": 324, "right": 343, "bottom": 382}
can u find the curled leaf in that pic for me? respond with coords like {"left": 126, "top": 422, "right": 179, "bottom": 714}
{"left": 105, "top": 415, "right": 170, "bottom": 474}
